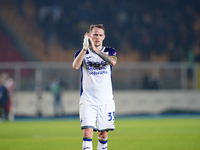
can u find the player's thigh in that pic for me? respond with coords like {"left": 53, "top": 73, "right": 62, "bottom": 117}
{"left": 79, "top": 104, "right": 98, "bottom": 129}
{"left": 97, "top": 104, "right": 115, "bottom": 131}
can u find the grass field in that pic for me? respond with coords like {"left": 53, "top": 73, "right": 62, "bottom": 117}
{"left": 0, "top": 116, "right": 200, "bottom": 150}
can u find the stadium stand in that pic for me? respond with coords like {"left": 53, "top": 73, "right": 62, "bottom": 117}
{"left": 0, "top": 29, "right": 25, "bottom": 62}
{"left": 0, "top": 0, "right": 200, "bottom": 62}
{"left": 0, "top": 0, "right": 75, "bottom": 62}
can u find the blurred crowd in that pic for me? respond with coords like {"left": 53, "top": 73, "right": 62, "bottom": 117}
{"left": 17, "top": 0, "right": 200, "bottom": 62}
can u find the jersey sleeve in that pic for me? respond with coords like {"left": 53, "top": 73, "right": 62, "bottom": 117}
{"left": 107, "top": 47, "right": 117, "bottom": 60}
{"left": 74, "top": 49, "right": 82, "bottom": 59}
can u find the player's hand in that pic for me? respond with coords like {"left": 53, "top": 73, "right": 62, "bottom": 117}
{"left": 87, "top": 33, "right": 100, "bottom": 54}
{"left": 83, "top": 33, "right": 89, "bottom": 50}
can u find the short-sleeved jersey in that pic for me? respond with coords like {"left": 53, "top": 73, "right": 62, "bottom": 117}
{"left": 74, "top": 47, "right": 117, "bottom": 105}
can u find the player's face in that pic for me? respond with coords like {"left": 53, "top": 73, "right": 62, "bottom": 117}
{"left": 90, "top": 27, "right": 105, "bottom": 47}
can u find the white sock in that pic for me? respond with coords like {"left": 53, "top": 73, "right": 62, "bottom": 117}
{"left": 97, "top": 137, "right": 108, "bottom": 150}
{"left": 82, "top": 137, "right": 93, "bottom": 150}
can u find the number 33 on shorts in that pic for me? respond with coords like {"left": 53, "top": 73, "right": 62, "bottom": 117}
{"left": 108, "top": 112, "right": 115, "bottom": 121}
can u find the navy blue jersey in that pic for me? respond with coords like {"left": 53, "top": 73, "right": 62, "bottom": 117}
{"left": 0, "top": 85, "right": 9, "bottom": 105}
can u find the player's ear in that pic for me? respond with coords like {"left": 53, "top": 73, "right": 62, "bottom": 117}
{"left": 103, "top": 34, "right": 105, "bottom": 40}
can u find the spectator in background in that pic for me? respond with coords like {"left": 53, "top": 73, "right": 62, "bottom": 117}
{"left": 0, "top": 73, "right": 9, "bottom": 121}
{"left": 187, "top": 49, "right": 195, "bottom": 88}
{"left": 1, "top": 73, "right": 16, "bottom": 121}
{"left": 142, "top": 70, "right": 160, "bottom": 89}
{"left": 48, "top": 75, "right": 64, "bottom": 117}
{"left": 194, "top": 48, "right": 200, "bottom": 62}
{"left": 37, "top": 3, "right": 61, "bottom": 55}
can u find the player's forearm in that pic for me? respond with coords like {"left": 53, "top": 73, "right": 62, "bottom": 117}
{"left": 72, "top": 49, "right": 86, "bottom": 70}
{"left": 97, "top": 52, "right": 117, "bottom": 66}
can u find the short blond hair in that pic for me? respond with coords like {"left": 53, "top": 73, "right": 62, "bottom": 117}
{"left": 89, "top": 24, "right": 105, "bottom": 34}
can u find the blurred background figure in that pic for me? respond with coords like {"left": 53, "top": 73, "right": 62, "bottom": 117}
{"left": 0, "top": 72, "right": 16, "bottom": 121}
{"left": 35, "top": 69, "right": 43, "bottom": 116}
{"left": 142, "top": 70, "right": 160, "bottom": 89}
{"left": 0, "top": 73, "right": 9, "bottom": 121}
{"left": 48, "top": 75, "right": 64, "bottom": 117}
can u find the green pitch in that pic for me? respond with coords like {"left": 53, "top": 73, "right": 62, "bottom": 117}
{"left": 0, "top": 117, "right": 200, "bottom": 150}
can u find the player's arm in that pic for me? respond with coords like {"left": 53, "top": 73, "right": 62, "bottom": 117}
{"left": 88, "top": 34, "right": 117, "bottom": 66}
{"left": 72, "top": 49, "right": 87, "bottom": 70}
{"left": 72, "top": 33, "right": 89, "bottom": 70}
{"left": 97, "top": 52, "right": 117, "bottom": 66}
